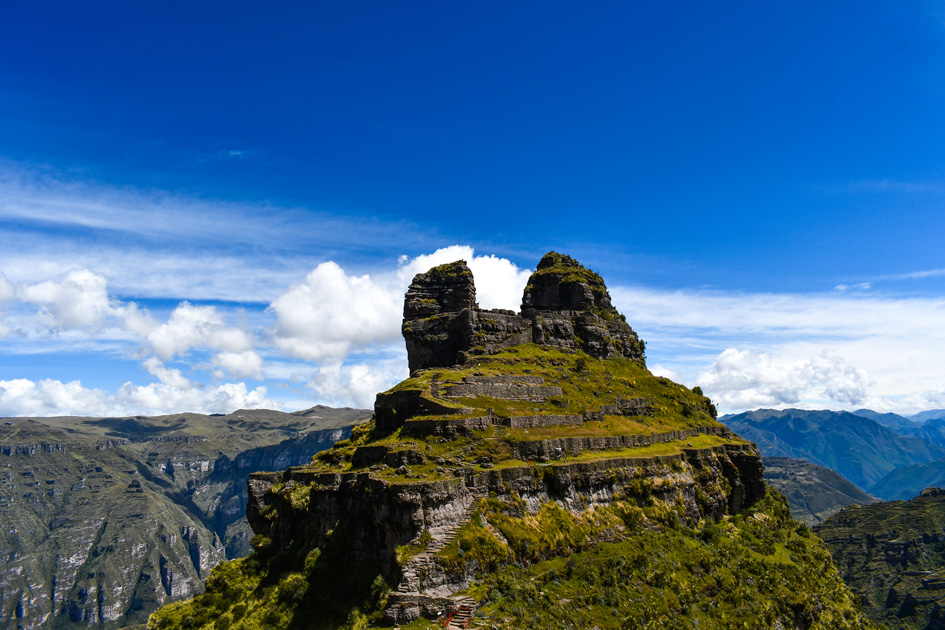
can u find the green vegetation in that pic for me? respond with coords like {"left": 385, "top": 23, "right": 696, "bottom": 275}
{"left": 763, "top": 457, "right": 879, "bottom": 525}
{"left": 153, "top": 489, "right": 878, "bottom": 629}
{"left": 148, "top": 343, "right": 876, "bottom": 629}
{"left": 303, "top": 345, "right": 728, "bottom": 483}
{"left": 150, "top": 530, "right": 392, "bottom": 630}
{"left": 425, "top": 260, "right": 473, "bottom": 281}
{"left": 814, "top": 489, "right": 945, "bottom": 629}
{"left": 463, "top": 490, "right": 876, "bottom": 630}
{"left": 527, "top": 251, "right": 608, "bottom": 295}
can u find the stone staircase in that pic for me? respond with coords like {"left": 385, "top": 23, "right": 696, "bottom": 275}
{"left": 396, "top": 495, "right": 479, "bottom": 594}
{"left": 446, "top": 596, "right": 478, "bottom": 629}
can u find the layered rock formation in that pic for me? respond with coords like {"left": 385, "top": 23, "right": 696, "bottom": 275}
{"left": 402, "top": 252, "right": 645, "bottom": 374}
{"left": 151, "top": 252, "right": 876, "bottom": 630}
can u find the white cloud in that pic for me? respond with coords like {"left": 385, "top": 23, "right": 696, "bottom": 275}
{"left": 269, "top": 262, "right": 403, "bottom": 361}
{"left": 696, "top": 349, "right": 871, "bottom": 411}
{"left": 142, "top": 357, "right": 192, "bottom": 389}
{"left": 0, "top": 272, "right": 13, "bottom": 336}
{"left": 0, "top": 166, "right": 435, "bottom": 303}
{"left": 269, "top": 246, "right": 531, "bottom": 363}
{"left": 115, "top": 380, "right": 276, "bottom": 416}
{"left": 308, "top": 357, "right": 409, "bottom": 409}
{"left": 648, "top": 364, "right": 686, "bottom": 384}
{"left": 612, "top": 287, "right": 945, "bottom": 341}
{"left": 8, "top": 239, "right": 945, "bottom": 419}
{"left": 17, "top": 269, "right": 116, "bottom": 330}
{"left": 396, "top": 245, "right": 530, "bottom": 311}
{"left": 834, "top": 282, "right": 871, "bottom": 292}
{"left": 213, "top": 350, "right": 264, "bottom": 379}
{"left": 0, "top": 378, "right": 110, "bottom": 417}
{"left": 0, "top": 376, "right": 278, "bottom": 417}
{"left": 610, "top": 286, "right": 945, "bottom": 413}
{"left": 0, "top": 273, "right": 13, "bottom": 304}
{"left": 144, "top": 302, "right": 253, "bottom": 360}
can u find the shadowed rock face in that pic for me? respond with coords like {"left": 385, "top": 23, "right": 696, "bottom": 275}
{"left": 402, "top": 252, "right": 645, "bottom": 373}
{"left": 521, "top": 251, "right": 613, "bottom": 312}
{"left": 402, "top": 261, "right": 477, "bottom": 319}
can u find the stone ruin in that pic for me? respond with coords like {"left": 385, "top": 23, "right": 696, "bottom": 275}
{"left": 402, "top": 251, "right": 646, "bottom": 373}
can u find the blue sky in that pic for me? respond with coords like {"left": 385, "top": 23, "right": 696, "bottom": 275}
{"left": 2, "top": 2, "right": 945, "bottom": 416}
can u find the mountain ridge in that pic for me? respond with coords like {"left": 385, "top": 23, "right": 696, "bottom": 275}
{"left": 721, "top": 408, "right": 945, "bottom": 496}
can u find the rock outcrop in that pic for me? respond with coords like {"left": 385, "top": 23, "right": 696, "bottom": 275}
{"left": 151, "top": 251, "right": 875, "bottom": 630}
{"left": 402, "top": 252, "right": 644, "bottom": 374}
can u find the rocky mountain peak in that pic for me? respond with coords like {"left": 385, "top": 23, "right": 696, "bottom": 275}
{"left": 521, "top": 251, "right": 613, "bottom": 313}
{"left": 403, "top": 260, "right": 477, "bottom": 320}
{"left": 402, "top": 252, "right": 645, "bottom": 373}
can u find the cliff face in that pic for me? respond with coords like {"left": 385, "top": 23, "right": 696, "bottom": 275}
{"left": 402, "top": 252, "right": 644, "bottom": 374}
{"left": 0, "top": 408, "right": 367, "bottom": 629}
{"left": 814, "top": 489, "right": 945, "bottom": 630}
{"left": 151, "top": 252, "right": 876, "bottom": 630}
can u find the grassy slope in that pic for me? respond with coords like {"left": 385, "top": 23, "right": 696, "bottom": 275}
{"left": 149, "top": 347, "right": 877, "bottom": 630}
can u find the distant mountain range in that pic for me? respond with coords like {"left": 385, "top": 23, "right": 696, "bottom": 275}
{"left": 0, "top": 406, "right": 370, "bottom": 629}
{"left": 722, "top": 408, "right": 945, "bottom": 503}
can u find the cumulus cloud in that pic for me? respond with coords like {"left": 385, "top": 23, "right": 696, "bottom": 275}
{"left": 648, "top": 364, "right": 686, "bottom": 384}
{"left": 397, "top": 245, "right": 531, "bottom": 311}
{"left": 696, "top": 349, "right": 872, "bottom": 411}
{"left": 0, "top": 376, "right": 278, "bottom": 417}
{"left": 270, "top": 246, "right": 531, "bottom": 363}
{"left": 144, "top": 302, "right": 253, "bottom": 360}
{"left": 142, "top": 357, "right": 192, "bottom": 389}
{"left": 0, "top": 378, "right": 110, "bottom": 417}
{"left": 270, "top": 262, "right": 403, "bottom": 361}
{"left": 115, "top": 380, "right": 275, "bottom": 416}
{"left": 17, "top": 269, "right": 116, "bottom": 330}
{"left": 213, "top": 350, "right": 264, "bottom": 379}
{"left": 308, "top": 357, "right": 409, "bottom": 409}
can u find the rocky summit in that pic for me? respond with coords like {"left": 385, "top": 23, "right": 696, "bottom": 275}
{"left": 402, "top": 252, "right": 645, "bottom": 374}
{"left": 150, "top": 252, "right": 876, "bottom": 630}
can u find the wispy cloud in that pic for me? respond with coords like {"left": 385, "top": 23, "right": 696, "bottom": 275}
{"left": 197, "top": 148, "right": 258, "bottom": 162}
{"left": 826, "top": 179, "right": 945, "bottom": 195}
{"left": 3, "top": 167, "right": 945, "bottom": 417}
{"left": 612, "top": 286, "right": 945, "bottom": 413}
{"left": 0, "top": 245, "right": 532, "bottom": 415}
{"left": 0, "top": 164, "right": 442, "bottom": 301}
{"left": 832, "top": 268, "right": 945, "bottom": 294}
{"left": 876, "top": 268, "right": 945, "bottom": 281}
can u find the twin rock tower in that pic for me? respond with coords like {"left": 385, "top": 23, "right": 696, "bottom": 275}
{"left": 402, "top": 251, "right": 646, "bottom": 374}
